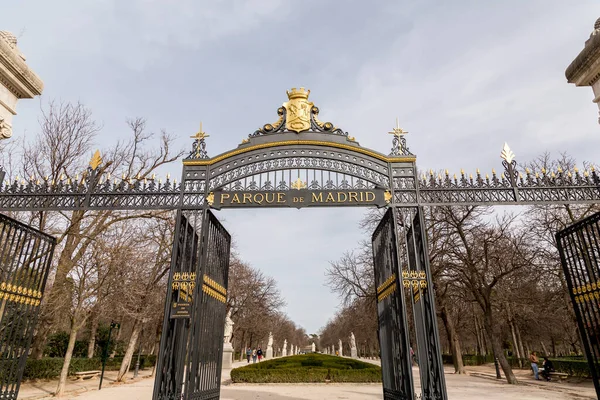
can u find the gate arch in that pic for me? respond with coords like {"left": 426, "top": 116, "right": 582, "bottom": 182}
{"left": 181, "top": 89, "right": 416, "bottom": 211}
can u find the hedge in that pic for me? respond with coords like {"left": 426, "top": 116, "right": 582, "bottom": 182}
{"left": 14, "top": 355, "right": 157, "bottom": 381}
{"left": 231, "top": 367, "right": 382, "bottom": 383}
{"left": 230, "top": 354, "right": 382, "bottom": 383}
{"left": 442, "top": 353, "right": 596, "bottom": 378}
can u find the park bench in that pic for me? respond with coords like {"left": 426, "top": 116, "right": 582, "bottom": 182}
{"left": 74, "top": 370, "right": 101, "bottom": 381}
{"left": 547, "top": 371, "right": 569, "bottom": 380}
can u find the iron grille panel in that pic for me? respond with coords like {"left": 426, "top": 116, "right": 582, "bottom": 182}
{"left": 557, "top": 211, "right": 600, "bottom": 399}
{"left": 372, "top": 208, "right": 415, "bottom": 400}
{"left": 0, "top": 214, "right": 56, "bottom": 400}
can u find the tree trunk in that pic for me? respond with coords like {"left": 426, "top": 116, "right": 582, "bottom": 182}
{"left": 483, "top": 309, "right": 517, "bottom": 384}
{"left": 515, "top": 323, "right": 525, "bottom": 363}
{"left": 509, "top": 319, "right": 522, "bottom": 368}
{"left": 440, "top": 304, "right": 465, "bottom": 374}
{"left": 540, "top": 341, "right": 549, "bottom": 356}
{"left": 110, "top": 320, "right": 123, "bottom": 358}
{"left": 30, "top": 315, "right": 52, "bottom": 359}
{"left": 117, "top": 320, "right": 142, "bottom": 382}
{"left": 55, "top": 319, "right": 79, "bottom": 396}
{"left": 87, "top": 312, "right": 99, "bottom": 358}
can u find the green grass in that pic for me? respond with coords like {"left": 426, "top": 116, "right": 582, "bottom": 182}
{"left": 230, "top": 354, "right": 382, "bottom": 383}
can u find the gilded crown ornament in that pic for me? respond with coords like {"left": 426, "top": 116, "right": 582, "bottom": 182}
{"left": 284, "top": 87, "right": 313, "bottom": 133}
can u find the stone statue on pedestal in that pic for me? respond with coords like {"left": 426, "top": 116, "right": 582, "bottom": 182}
{"left": 223, "top": 309, "right": 234, "bottom": 344}
{"left": 338, "top": 339, "right": 343, "bottom": 357}
{"left": 350, "top": 332, "right": 358, "bottom": 358}
{"left": 222, "top": 309, "right": 234, "bottom": 368}
{"left": 266, "top": 332, "right": 274, "bottom": 359}
{"left": 311, "top": 342, "right": 316, "bottom": 353}
{"left": 282, "top": 339, "right": 288, "bottom": 357}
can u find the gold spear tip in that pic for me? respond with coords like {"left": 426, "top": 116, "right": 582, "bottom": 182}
{"left": 90, "top": 150, "right": 102, "bottom": 170}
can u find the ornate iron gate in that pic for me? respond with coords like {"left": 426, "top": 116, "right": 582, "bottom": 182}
{"left": 556, "top": 211, "right": 600, "bottom": 398}
{"left": 372, "top": 208, "right": 414, "bottom": 400}
{"left": 185, "top": 210, "right": 231, "bottom": 400}
{"left": 406, "top": 208, "right": 447, "bottom": 400}
{"left": 153, "top": 210, "right": 230, "bottom": 400}
{"left": 0, "top": 214, "right": 56, "bottom": 400}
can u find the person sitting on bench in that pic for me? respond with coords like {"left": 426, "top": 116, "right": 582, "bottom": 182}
{"left": 542, "top": 357, "right": 555, "bottom": 381}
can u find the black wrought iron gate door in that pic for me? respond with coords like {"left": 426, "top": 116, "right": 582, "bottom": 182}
{"left": 556, "top": 211, "right": 600, "bottom": 399}
{"left": 372, "top": 208, "right": 415, "bottom": 400}
{"left": 185, "top": 210, "right": 231, "bottom": 400}
{"left": 406, "top": 208, "right": 447, "bottom": 400}
{"left": 153, "top": 209, "right": 231, "bottom": 400}
{"left": 0, "top": 214, "right": 56, "bottom": 400}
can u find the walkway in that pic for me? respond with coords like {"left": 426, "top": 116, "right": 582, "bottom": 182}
{"left": 17, "top": 360, "right": 597, "bottom": 400}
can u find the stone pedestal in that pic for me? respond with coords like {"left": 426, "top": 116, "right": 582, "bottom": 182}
{"left": 351, "top": 347, "right": 358, "bottom": 359}
{"left": 266, "top": 346, "right": 273, "bottom": 359}
{"left": 222, "top": 342, "right": 234, "bottom": 369}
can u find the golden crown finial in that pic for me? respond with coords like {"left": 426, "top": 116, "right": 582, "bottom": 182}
{"left": 286, "top": 87, "right": 310, "bottom": 100}
{"left": 388, "top": 118, "right": 408, "bottom": 137}
{"left": 191, "top": 122, "right": 209, "bottom": 141}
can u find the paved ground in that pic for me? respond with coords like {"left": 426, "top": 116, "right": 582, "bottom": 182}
{"left": 17, "top": 360, "right": 598, "bottom": 399}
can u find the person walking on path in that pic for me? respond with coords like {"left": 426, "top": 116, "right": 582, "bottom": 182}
{"left": 245, "top": 347, "right": 252, "bottom": 363}
{"left": 542, "top": 357, "right": 555, "bottom": 381}
{"left": 257, "top": 347, "right": 263, "bottom": 362}
{"left": 252, "top": 348, "right": 257, "bottom": 363}
{"left": 529, "top": 351, "right": 541, "bottom": 380}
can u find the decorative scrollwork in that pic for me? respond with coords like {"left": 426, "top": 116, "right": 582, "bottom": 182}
{"left": 250, "top": 107, "right": 287, "bottom": 136}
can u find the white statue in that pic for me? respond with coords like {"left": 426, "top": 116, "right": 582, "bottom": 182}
{"left": 350, "top": 332, "right": 356, "bottom": 349}
{"left": 311, "top": 342, "right": 316, "bottom": 352}
{"left": 282, "top": 339, "right": 288, "bottom": 357}
{"left": 223, "top": 309, "right": 234, "bottom": 344}
{"left": 338, "top": 339, "right": 343, "bottom": 357}
{"left": 266, "top": 332, "right": 274, "bottom": 359}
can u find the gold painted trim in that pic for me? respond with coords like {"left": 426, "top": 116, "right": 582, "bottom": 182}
{"left": 183, "top": 140, "right": 416, "bottom": 166}
{"left": 202, "top": 284, "right": 226, "bottom": 303}
{"left": 0, "top": 281, "right": 42, "bottom": 306}
{"left": 376, "top": 273, "right": 396, "bottom": 295}
{"left": 377, "top": 284, "right": 397, "bottom": 303}
{"left": 203, "top": 275, "right": 227, "bottom": 296}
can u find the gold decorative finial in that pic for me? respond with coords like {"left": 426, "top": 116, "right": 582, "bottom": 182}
{"left": 89, "top": 150, "right": 102, "bottom": 170}
{"left": 191, "top": 122, "right": 210, "bottom": 141}
{"left": 388, "top": 118, "right": 408, "bottom": 138}
{"left": 291, "top": 177, "right": 307, "bottom": 190}
{"left": 500, "top": 142, "right": 516, "bottom": 164}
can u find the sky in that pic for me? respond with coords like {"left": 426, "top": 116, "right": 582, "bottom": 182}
{"left": 3, "top": 1, "right": 600, "bottom": 333}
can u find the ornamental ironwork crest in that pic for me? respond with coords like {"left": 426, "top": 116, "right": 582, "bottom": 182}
{"left": 284, "top": 87, "right": 313, "bottom": 132}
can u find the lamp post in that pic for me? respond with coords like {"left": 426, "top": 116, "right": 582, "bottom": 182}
{"left": 99, "top": 321, "right": 119, "bottom": 390}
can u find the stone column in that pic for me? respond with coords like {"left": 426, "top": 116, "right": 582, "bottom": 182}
{"left": 0, "top": 31, "right": 44, "bottom": 142}
{"left": 566, "top": 18, "right": 600, "bottom": 125}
